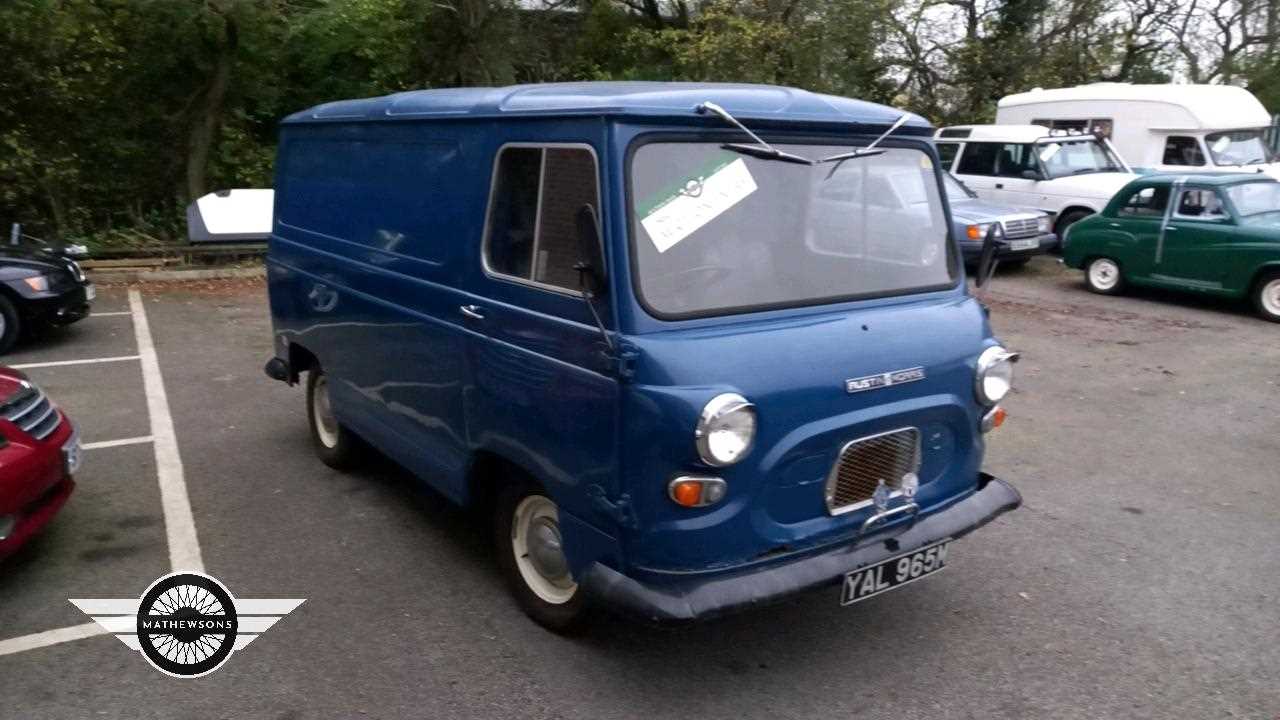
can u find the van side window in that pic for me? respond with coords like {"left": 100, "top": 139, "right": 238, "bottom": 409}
{"left": 485, "top": 146, "right": 599, "bottom": 292}
{"left": 1117, "top": 187, "right": 1169, "bottom": 218}
{"left": 1174, "top": 188, "right": 1227, "bottom": 219}
{"left": 1163, "top": 136, "right": 1206, "bottom": 166}
{"left": 935, "top": 142, "right": 960, "bottom": 168}
{"left": 957, "top": 142, "right": 1000, "bottom": 176}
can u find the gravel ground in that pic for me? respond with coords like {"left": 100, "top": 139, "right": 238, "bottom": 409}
{"left": 0, "top": 258, "right": 1275, "bottom": 719}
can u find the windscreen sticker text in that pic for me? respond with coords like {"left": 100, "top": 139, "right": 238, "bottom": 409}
{"left": 640, "top": 158, "right": 757, "bottom": 253}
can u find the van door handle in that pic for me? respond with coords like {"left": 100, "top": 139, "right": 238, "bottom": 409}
{"left": 459, "top": 304, "right": 485, "bottom": 320}
{"left": 995, "top": 183, "right": 1004, "bottom": 189}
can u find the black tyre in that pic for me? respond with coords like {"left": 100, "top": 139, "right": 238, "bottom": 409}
{"left": 1054, "top": 209, "right": 1093, "bottom": 253}
{"left": 306, "top": 369, "right": 363, "bottom": 469}
{"left": 1252, "top": 271, "right": 1280, "bottom": 323}
{"left": 494, "top": 482, "right": 588, "bottom": 633}
{"left": 1084, "top": 256, "right": 1125, "bottom": 295}
{"left": 0, "top": 294, "right": 21, "bottom": 355}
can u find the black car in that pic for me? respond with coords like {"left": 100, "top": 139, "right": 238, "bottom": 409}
{"left": 0, "top": 244, "right": 93, "bottom": 353}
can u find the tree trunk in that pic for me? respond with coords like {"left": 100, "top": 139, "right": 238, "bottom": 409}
{"left": 186, "top": 8, "right": 239, "bottom": 202}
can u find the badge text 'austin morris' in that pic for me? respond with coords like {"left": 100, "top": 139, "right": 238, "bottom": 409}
{"left": 263, "top": 82, "right": 1022, "bottom": 631}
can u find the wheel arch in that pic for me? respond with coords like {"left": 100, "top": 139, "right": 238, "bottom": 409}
{"left": 1054, "top": 205, "right": 1097, "bottom": 233}
{"left": 1248, "top": 263, "right": 1280, "bottom": 292}
{"left": 286, "top": 340, "right": 319, "bottom": 384}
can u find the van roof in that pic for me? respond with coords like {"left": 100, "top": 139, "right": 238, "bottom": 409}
{"left": 998, "top": 83, "right": 1272, "bottom": 129}
{"left": 282, "top": 81, "right": 930, "bottom": 131}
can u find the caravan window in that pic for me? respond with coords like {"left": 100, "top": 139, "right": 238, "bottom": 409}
{"left": 484, "top": 145, "right": 600, "bottom": 293}
{"left": 1033, "top": 118, "right": 1113, "bottom": 139}
{"left": 1163, "top": 137, "right": 1206, "bottom": 166}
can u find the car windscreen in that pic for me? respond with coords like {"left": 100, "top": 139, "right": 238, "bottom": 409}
{"left": 1225, "top": 181, "right": 1280, "bottom": 217}
{"left": 1206, "top": 129, "right": 1277, "bottom": 166}
{"left": 629, "top": 142, "right": 955, "bottom": 318}
{"left": 1037, "top": 139, "right": 1123, "bottom": 178}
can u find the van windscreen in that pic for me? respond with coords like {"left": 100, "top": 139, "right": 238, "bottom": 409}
{"left": 629, "top": 142, "right": 956, "bottom": 318}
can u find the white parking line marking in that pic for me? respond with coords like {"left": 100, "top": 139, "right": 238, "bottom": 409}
{"left": 10, "top": 355, "right": 140, "bottom": 370}
{"left": 88, "top": 311, "right": 131, "bottom": 317}
{"left": 129, "top": 289, "right": 203, "bottom": 573}
{"left": 0, "top": 622, "right": 107, "bottom": 658}
{"left": 82, "top": 436, "right": 154, "bottom": 450}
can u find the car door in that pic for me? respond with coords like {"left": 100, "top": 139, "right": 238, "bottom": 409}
{"left": 1101, "top": 184, "right": 1171, "bottom": 280}
{"left": 464, "top": 143, "right": 621, "bottom": 525}
{"left": 1152, "top": 186, "right": 1236, "bottom": 291}
{"left": 988, "top": 142, "right": 1040, "bottom": 207}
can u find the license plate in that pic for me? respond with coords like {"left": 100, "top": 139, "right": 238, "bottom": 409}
{"left": 62, "top": 431, "right": 82, "bottom": 475}
{"left": 841, "top": 539, "right": 950, "bottom": 605}
{"left": 85, "top": 284, "right": 96, "bottom": 301}
{"left": 1009, "top": 238, "right": 1038, "bottom": 252}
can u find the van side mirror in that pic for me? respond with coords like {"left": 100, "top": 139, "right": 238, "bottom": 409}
{"left": 975, "top": 223, "right": 1005, "bottom": 289}
{"left": 1021, "top": 169, "right": 1043, "bottom": 181}
{"left": 574, "top": 204, "right": 607, "bottom": 295}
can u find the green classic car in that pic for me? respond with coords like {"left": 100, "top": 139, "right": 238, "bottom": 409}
{"left": 1063, "top": 173, "right": 1280, "bottom": 321}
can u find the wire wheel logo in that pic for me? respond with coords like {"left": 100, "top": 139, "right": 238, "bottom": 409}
{"left": 137, "top": 573, "right": 238, "bottom": 677}
{"left": 70, "top": 572, "right": 302, "bottom": 678}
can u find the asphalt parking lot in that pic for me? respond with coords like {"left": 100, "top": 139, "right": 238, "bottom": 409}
{"left": 0, "top": 259, "right": 1275, "bottom": 719}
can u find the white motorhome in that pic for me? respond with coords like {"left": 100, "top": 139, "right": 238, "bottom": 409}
{"left": 997, "top": 83, "right": 1280, "bottom": 178}
{"left": 933, "top": 124, "right": 1136, "bottom": 236}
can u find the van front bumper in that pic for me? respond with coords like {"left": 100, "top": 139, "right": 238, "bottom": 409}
{"left": 579, "top": 473, "right": 1021, "bottom": 622}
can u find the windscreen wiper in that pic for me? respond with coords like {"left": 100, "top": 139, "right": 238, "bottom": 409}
{"left": 696, "top": 101, "right": 816, "bottom": 165}
{"left": 817, "top": 114, "right": 911, "bottom": 164}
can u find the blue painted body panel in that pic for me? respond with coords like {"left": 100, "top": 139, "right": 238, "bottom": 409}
{"left": 267, "top": 82, "right": 1009, "bottom": 594}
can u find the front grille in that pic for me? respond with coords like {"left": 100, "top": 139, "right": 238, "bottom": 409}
{"left": 824, "top": 428, "right": 921, "bottom": 515}
{"left": 1002, "top": 217, "right": 1040, "bottom": 239}
{"left": 0, "top": 385, "right": 62, "bottom": 440}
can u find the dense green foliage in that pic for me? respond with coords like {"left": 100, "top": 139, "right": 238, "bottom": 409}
{"left": 1, "top": 0, "right": 1276, "bottom": 244}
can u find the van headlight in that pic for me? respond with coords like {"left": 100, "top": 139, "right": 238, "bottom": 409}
{"left": 695, "top": 393, "right": 756, "bottom": 466}
{"left": 1036, "top": 216, "right": 1051, "bottom": 233}
{"left": 975, "top": 346, "right": 1019, "bottom": 406}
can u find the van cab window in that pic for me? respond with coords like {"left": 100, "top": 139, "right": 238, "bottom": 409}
{"left": 1162, "top": 136, "right": 1205, "bottom": 166}
{"left": 629, "top": 142, "right": 954, "bottom": 317}
{"left": 1117, "top": 186, "right": 1169, "bottom": 218}
{"left": 485, "top": 145, "right": 599, "bottom": 292}
{"left": 1174, "top": 188, "right": 1227, "bottom": 220}
{"left": 1205, "top": 129, "right": 1276, "bottom": 166}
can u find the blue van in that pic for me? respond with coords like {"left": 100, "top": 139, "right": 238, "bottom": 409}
{"left": 264, "top": 82, "right": 1021, "bottom": 630}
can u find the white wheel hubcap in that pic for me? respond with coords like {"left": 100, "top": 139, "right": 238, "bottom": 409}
{"left": 512, "top": 495, "right": 577, "bottom": 604}
{"left": 312, "top": 374, "right": 340, "bottom": 449}
{"left": 1089, "top": 259, "right": 1120, "bottom": 290}
{"left": 1262, "top": 279, "right": 1280, "bottom": 317}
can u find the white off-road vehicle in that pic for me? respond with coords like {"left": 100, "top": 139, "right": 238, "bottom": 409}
{"left": 933, "top": 124, "right": 1137, "bottom": 237}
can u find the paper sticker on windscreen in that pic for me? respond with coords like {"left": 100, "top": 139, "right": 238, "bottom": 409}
{"left": 641, "top": 158, "right": 757, "bottom": 253}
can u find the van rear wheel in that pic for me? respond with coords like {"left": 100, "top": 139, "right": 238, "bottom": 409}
{"left": 306, "top": 369, "right": 363, "bottom": 469}
{"left": 495, "top": 483, "right": 588, "bottom": 633}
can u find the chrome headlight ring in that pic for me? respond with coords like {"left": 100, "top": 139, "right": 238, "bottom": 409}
{"left": 694, "top": 393, "right": 757, "bottom": 467}
{"left": 975, "top": 346, "right": 1019, "bottom": 406}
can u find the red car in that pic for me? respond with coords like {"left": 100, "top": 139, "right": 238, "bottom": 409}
{"left": 0, "top": 367, "right": 78, "bottom": 561}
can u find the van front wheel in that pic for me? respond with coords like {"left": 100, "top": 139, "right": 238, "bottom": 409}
{"left": 306, "top": 369, "right": 363, "bottom": 469}
{"left": 495, "top": 485, "right": 588, "bottom": 633}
